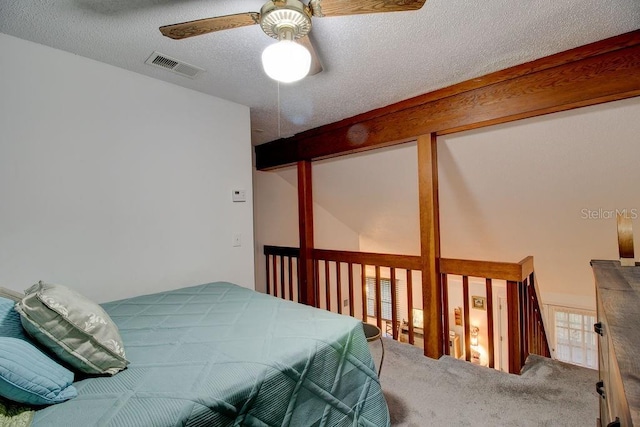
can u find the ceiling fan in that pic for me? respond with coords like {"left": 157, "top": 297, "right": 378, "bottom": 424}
{"left": 160, "top": 0, "right": 426, "bottom": 83}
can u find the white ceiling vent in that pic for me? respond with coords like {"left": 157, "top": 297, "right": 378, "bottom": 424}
{"left": 145, "top": 51, "right": 205, "bottom": 79}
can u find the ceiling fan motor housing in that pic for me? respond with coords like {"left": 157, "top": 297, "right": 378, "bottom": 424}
{"left": 260, "top": 0, "right": 312, "bottom": 40}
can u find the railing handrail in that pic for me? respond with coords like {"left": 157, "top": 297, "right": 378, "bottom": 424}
{"left": 264, "top": 246, "right": 534, "bottom": 282}
{"left": 264, "top": 246, "right": 422, "bottom": 270}
{"left": 313, "top": 248, "right": 422, "bottom": 270}
{"left": 440, "top": 256, "right": 534, "bottom": 282}
{"left": 264, "top": 245, "right": 300, "bottom": 257}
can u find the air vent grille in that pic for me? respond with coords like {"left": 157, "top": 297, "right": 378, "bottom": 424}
{"left": 145, "top": 51, "right": 205, "bottom": 79}
{"left": 152, "top": 55, "right": 179, "bottom": 69}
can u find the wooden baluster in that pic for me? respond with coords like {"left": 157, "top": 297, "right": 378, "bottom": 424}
{"left": 529, "top": 284, "right": 535, "bottom": 355}
{"left": 336, "top": 262, "right": 342, "bottom": 315}
{"left": 518, "top": 279, "right": 531, "bottom": 354}
{"left": 519, "top": 280, "right": 527, "bottom": 366}
{"left": 315, "top": 259, "right": 320, "bottom": 309}
{"left": 486, "top": 278, "right": 494, "bottom": 369}
{"left": 361, "top": 264, "right": 367, "bottom": 322}
{"left": 288, "top": 256, "right": 293, "bottom": 301}
{"left": 522, "top": 278, "right": 529, "bottom": 357}
{"left": 391, "top": 268, "right": 398, "bottom": 340}
{"left": 407, "top": 270, "right": 415, "bottom": 345}
{"left": 532, "top": 314, "right": 537, "bottom": 355}
{"left": 325, "top": 261, "right": 331, "bottom": 311}
{"left": 463, "top": 275, "right": 471, "bottom": 362}
{"left": 266, "top": 254, "right": 271, "bottom": 296}
{"left": 280, "top": 255, "right": 285, "bottom": 299}
{"left": 272, "top": 255, "right": 278, "bottom": 298}
{"left": 375, "top": 266, "right": 383, "bottom": 330}
{"left": 538, "top": 313, "right": 543, "bottom": 355}
{"left": 529, "top": 287, "right": 534, "bottom": 354}
{"left": 507, "top": 280, "right": 521, "bottom": 374}
{"left": 348, "top": 263, "right": 355, "bottom": 317}
{"left": 296, "top": 257, "right": 301, "bottom": 303}
{"left": 442, "top": 273, "right": 449, "bottom": 355}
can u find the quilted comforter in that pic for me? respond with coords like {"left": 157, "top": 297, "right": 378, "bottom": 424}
{"left": 32, "top": 282, "right": 390, "bottom": 426}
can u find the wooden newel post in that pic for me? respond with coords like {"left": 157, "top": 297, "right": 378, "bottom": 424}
{"left": 298, "top": 160, "right": 316, "bottom": 307}
{"left": 418, "top": 133, "right": 444, "bottom": 359}
{"left": 617, "top": 214, "right": 635, "bottom": 266}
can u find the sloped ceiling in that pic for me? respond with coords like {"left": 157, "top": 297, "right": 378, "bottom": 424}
{"left": 1, "top": 1, "right": 638, "bottom": 145}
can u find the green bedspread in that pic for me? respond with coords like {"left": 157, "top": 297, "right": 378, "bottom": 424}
{"left": 32, "top": 282, "right": 390, "bottom": 426}
{"left": 0, "top": 398, "right": 33, "bottom": 427}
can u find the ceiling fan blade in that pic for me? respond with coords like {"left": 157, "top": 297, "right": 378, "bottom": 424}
{"left": 160, "top": 13, "right": 260, "bottom": 40}
{"left": 297, "top": 35, "right": 323, "bottom": 76}
{"left": 309, "top": 0, "right": 426, "bottom": 17}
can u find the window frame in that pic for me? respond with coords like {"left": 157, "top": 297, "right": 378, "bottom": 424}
{"left": 544, "top": 304, "right": 598, "bottom": 369}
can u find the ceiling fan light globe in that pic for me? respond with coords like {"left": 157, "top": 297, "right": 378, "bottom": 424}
{"left": 262, "top": 40, "right": 311, "bottom": 83}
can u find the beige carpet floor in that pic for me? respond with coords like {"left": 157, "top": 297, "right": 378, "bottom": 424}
{"left": 369, "top": 337, "right": 598, "bottom": 426}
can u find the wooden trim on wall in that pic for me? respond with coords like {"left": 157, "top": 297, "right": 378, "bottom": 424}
{"left": 256, "top": 30, "right": 640, "bottom": 170}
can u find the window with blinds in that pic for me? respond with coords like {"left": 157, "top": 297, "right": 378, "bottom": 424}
{"left": 547, "top": 305, "right": 597, "bottom": 369}
{"left": 365, "top": 277, "right": 397, "bottom": 321}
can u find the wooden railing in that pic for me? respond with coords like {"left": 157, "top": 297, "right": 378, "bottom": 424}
{"left": 440, "top": 256, "right": 550, "bottom": 373}
{"left": 264, "top": 245, "right": 550, "bottom": 374}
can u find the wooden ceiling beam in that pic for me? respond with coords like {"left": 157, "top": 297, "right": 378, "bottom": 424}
{"left": 255, "top": 30, "right": 640, "bottom": 170}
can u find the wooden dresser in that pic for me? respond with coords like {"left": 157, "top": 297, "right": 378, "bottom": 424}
{"left": 592, "top": 260, "right": 640, "bottom": 427}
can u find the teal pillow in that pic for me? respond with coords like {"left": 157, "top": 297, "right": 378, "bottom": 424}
{"left": 0, "top": 337, "right": 77, "bottom": 405}
{"left": 0, "top": 297, "right": 26, "bottom": 340}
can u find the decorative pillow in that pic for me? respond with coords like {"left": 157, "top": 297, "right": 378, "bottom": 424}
{"left": 0, "top": 297, "right": 26, "bottom": 340}
{"left": 0, "top": 337, "right": 77, "bottom": 405}
{"left": 15, "top": 282, "right": 129, "bottom": 375}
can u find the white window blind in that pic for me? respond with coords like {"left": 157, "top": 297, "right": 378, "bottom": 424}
{"left": 366, "top": 277, "right": 398, "bottom": 321}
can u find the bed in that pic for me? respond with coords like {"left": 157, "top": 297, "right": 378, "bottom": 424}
{"left": 26, "top": 282, "right": 390, "bottom": 426}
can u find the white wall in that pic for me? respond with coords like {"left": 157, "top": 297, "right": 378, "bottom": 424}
{"left": 305, "top": 146, "right": 421, "bottom": 256}
{"left": 0, "top": 34, "right": 255, "bottom": 303}
{"left": 439, "top": 97, "right": 640, "bottom": 309}
{"left": 253, "top": 167, "right": 360, "bottom": 293}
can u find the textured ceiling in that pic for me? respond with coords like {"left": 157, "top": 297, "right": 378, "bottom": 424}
{"left": 1, "top": 1, "right": 639, "bottom": 145}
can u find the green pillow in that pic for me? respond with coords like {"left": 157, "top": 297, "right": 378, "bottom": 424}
{"left": 15, "top": 282, "right": 129, "bottom": 375}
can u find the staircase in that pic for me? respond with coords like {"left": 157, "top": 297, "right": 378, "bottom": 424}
{"left": 369, "top": 336, "right": 597, "bottom": 425}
